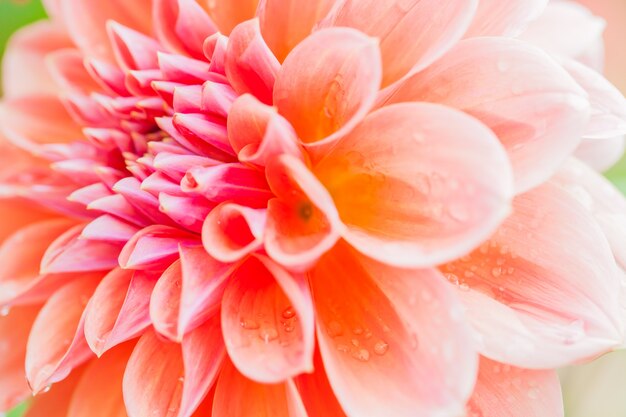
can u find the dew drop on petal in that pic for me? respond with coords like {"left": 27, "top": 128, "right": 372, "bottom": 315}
{"left": 373, "top": 340, "right": 389, "bottom": 356}
{"left": 240, "top": 318, "right": 260, "bottom": 330}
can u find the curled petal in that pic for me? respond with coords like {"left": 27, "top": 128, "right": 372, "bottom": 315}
{"left": 386, "top": 37, "right": 590, "bottom": 193}
{"left": 265, "top": 155, "right": 343, "bottom": 270}
{"left": 315, "top": 103, "right": 512, "bottom": 268}
{"left": 212, "top": 360, "right": 307, "bottom": 417}
{"left": 225, "top": 19, "right": 280, "bottom": 105}
{"left": 26, "top": 277, "right": 101, "bottom": 393}
{"left": 442, "top": 182, "right": 624, "bottom": 368}
{"left": 84, "top": 268, "right": 155, "bottom": 356}
{"left": 466, "top": 357, "right": 563, "bottom": 417}
{"left": 465, "top": 0, "right": 548, "bottom": 37}
{"left": 310, "top": 243, "right": 478, "bottom": 417}
{"left": 274, "top": 27, "right": 381, "bottom": 149}
{"left": 202, "top": 203, "right": 266, "bottom": 263}
{"left": 321, "top": 0, "right": 478, "bottom": 86}
{"left": 221, "top": 256, "right": 315, "bottom": 383}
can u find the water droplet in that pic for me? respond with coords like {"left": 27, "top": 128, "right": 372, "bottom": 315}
{"left": 351, "top": 338, "right": 360, "bottom": 347}
{"left": 459, "top": 283, "right": 470, "bottom": 292}
{"left": 373, "top": 340, "right": 389, "bottom": 355}
{"left": 527, "top": 388, "right": 539, "bottom": 400}
{"left": 41, "top": 384, "right": 52, "bottom": 394}
{"left": 327, "top": 321, "right": 343, "bottom": 337}
{"left": 0, "top": 306, "right": 10, "bottom": 317}
{"left": 240, "top": 318, "right": 260, "bottom": 330}
{"left": 351, "top": 348, "right": 370, "bottom": 362}
{"left": 336, "top": 344, "right": 350, "bottom": 353}
{"left": 259, "top": 327, "right": 279, "bottom": 343}
{"left": 352, "top": 327, "right": 364, "bottom": 335}
{"left": 491, "top": 267, "right": 502, "bottom": 278}
{"left": 281, "top": 306, "right": 296, "bottom": 319}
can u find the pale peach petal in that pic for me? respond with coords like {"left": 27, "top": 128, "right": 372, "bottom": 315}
{"left": 274, "top": 27, "right": 381, "bottom": 148}
{"left": 442, "top": 182, "right": 623, "bottom": 368}
{"left": 224, "top": 19, "right": 280, "bottom": 105}
{"left": 212, "top": 360, "right": 307, "bottom": 417}
{"left": 67, "top": 343, "right": 134, "bottom": 417}
{"left": 123, "top": 322, "right": 224, "bottom": 417}
{"left": 385, "top": 37, "right": 589, "bottom": 193}
{"left": 310, "top": 243, "right": 478, "bottom": 417}
{"left": 0, "top": 198, "right": 54, "bottom": 245}
{"left": 315, "top": 103, "right": 512, "bottom": 268}
{"left": 202, "top": 203, "right": 266, "bottom": 263}
{"left": 0, "top": 306, "right": 40, "bottom": 411}
{"left": 221, "top": 256, "right": 314, "bottom": 383}
{"left": 60, "top": 0, "right": 154, "bottom": 61}
{"left": 153, "top": 0, "right": 217, "bottom": 58}
{"left": 265, "top": 155, "right": 342, "bottom": 270}
{"left": 465, "top": 0, "right": 548, "bottom": 37}
{"left": 321, "top": 0, "right": 478, "bottom": 86}
{"left": 258, "top": 0, "right": 335, "bottom": 62}
{"left": 467, "top": 357, "right": 563, "bottom": 417}
{"left": 2, "top": 21, "right": 72, "bottom": 98}
{"left": 26, "top": 277, "right": 101, "bottom": 393}
{"left": 46, "top": 48, "right": 102, "bottom": 94}
{"left": 84, "top": 268, "right": 155, "bottom": 356}
{"left": 206, "top": 0, "right": 259, "bottom": 35}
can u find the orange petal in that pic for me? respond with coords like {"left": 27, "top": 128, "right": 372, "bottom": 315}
{"left": 221, "top": 256, "right": 314, "bottom": 383}
{"left": 315, "top": 102, "right": 512, "bottom": 268}
{"left": 206, "top": 0, "right": 259, "bottom": 35}
{"left": 274, "top": 27, "right": 381, "bottom": 148}
{"left": 24, "top": 364, "right": 86, "bottom": 417}
{"left": 25, "top": 277, "right": 101, "bottom": 393}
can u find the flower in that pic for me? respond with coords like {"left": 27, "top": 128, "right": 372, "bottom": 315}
{"left": 0, "top": 0, "right": 626, "bottom": 416}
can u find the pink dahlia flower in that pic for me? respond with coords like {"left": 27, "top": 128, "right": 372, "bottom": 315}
{"left": 0, "top": 0, "right": 626, "bottom": 416}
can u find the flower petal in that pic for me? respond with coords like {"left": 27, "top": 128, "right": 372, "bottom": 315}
{"left": 321, "top": 0, "right": 478, "bottom": 86}
{"left": 60, "top": 0, "right": 153, "bottom": 61}
{"left": 0, "top": 306, "right": 40, "bottom": 410}
{"left": 221, "top": 256, "right": 314, "bottom": 383}
{"left": 442, "top": 182, "right": 624, "bottom": 368}
{"left": 385, "top": 37, "right": 589, "bottom": 193}
{"left": 465, "top": 0, "right": 548, "bottom": 37}
{"left": 224, "top": 19, "right": 280, "bottom": 105}
{"left": 258, "top": 0, "right": 335, "bottom": 62}
{"left": 265, "top": 155, "right": 342, "bottom": 270}
{"left": 212, "top": 360, "right": 307, "bottom": 417}
{"left": 467, "top": 357, "right": 563, "bottom": 417}
{"left": 26, "top": 277, "right": 101, "bottom": 393}
{"left": 84, "top": 268, "right": 155, "bottom": 356}
{"left": 315, "top": 102, "right": 512, "bottom": 268}
{"left": 206, "top": 0, "right": 259, "bottom": 35}
{"left": 575, "top": 136, "right": 625, "bottom": 172}
{"left": 23, "top": 365, "right": 85, "bottom": 417}
{"left": 274, "top": 27, "right": 381, "bottom": 148}
{"left": 67, "top": 343, "right": 134, "bottom": 417}
{"left": 310, "top": 243, "right": 478, "bottom": 417}
{"left": 294, "top": 349, "right": 347, "bottom": 417}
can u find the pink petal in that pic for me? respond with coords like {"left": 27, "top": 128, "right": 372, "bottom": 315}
{"left": 315, "top": 102, "right": 512, "bottom": 268}
{"left": 465, "top": 0, "right": 548, "bottom": 37}
{"left": 467, "top": 357, "right": 563, "bottom": 417}
{"left": 41, "top": 224, "right": 122, "bottom": 274}
{"left": 386, "top": 37, "right": 590, "bottom": 193}
{"left": 226, "top": 94, "right": 303, "bottom": 166}
{"left": 107, "top": 21, "right": 163, "bottom": 71}
{"left": 0, "top": 306, "right": 40, "bottom": 410}
{"left": 0, "top": 219, "right": 74, "bottom": 306}
{"left": 442, "top": 182, "right": 623, "bottom": 368}
{"left": 221, "top": 256, "right": 314, "bottom": 383}
{"left": 46, "top": 48, "right": 102, "bottom": 94}
{"left": 153, "top": 0, "right": 217, "bottom": 58}
{"left": 321, "top": 0, "right": 478, "bottom": 87}
{"left": 81, "top": 214, "right": 140, "bottom": 243}
{"left": 212, "top": 360, "right": 307, "bottom": 417}
{"left": 205, "top": 0, "right": 259, "bottom": 35}
{"left": 118, "top": 225, "right": 199, "bottom": 271}
{"left": 66, "top": 343, "right": 134, "bottom": 417}
{"left": 25, "top": 277, "right": 101, "bottom": 393}
{"left": 561, "top": 59, "right": 626, "bottom": 139}
{"left": 258, "top": 0, "right": 335, "bottom": 62}
{"left": 224, "top": 19, "right": 280, "bottom": 105}
{"left": 123, "top": 322, "right": 224, "bottom": 417}
{"left": 60, "top": 0, "right": 153, "bottom": 61}
{"left": 150, "top": 258, "right": 183, "bottom": 340}
{"left": 575, "top": 136, "right": 625, "bottom": 172}
{"left": 2, "top": 21, "right": 72, "bottom": 98}
{"left": 264, "top": 155, "right": 342, "bottom": 270}
{"left": 310, "top": 243, "right": 478, "bottom": 417}
{"left": 273, "top": 27, "right": 381, "bottom": 149}
{"left": 202, "top": 203, "right": 266, "bottom": 262}
{"left": 84, "top": 268, "right": 155, "bottom": 356}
